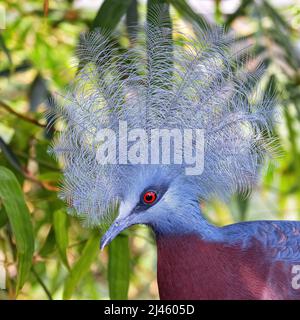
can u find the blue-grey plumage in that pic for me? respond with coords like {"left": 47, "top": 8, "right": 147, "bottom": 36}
{"left": 51, "top": 24, "right": 276, "bottom": 226}
{"left": 224, "top": 220, "right": 300, "bottom": 262}
{"left": 51, "top": 20, "right": 300, "bottom": 299}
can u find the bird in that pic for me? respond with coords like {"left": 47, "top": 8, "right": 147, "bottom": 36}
{"left": 51, "top": 16, "right": 300, "bottom": 300}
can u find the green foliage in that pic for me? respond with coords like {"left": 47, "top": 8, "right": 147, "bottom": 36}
{"left": 0, "top": 166, "right": 34, "bottom": 293}
{"left": 168, "top": 0, "right": 208, "bottom": 29}
{"left": 53, "top": 209, "right": 69, "bottom": 269}
{"left": 92, "top": 0, "right": 133, "bottom": 31}
{"left": 0, "top": 35, "right": 12, "bottom": 66}
{"left": 0, "top": 0, "right": 300, "bottom": 300}
{"left": 108, "top": 234, "right": 130, "bottom": 300}
{"left": 0, "top": 206, "right": 8, "bottom": 228}
{"left": 63, "top": 231, "right": 99, "bottom": 300}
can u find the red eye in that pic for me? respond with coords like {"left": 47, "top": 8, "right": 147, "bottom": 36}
{"left": 143, "top": 191, "right": 157, "bottom": 204}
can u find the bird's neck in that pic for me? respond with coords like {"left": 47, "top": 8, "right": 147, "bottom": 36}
{"left": 152, "top": 206, "right": 223, "bottom": 242}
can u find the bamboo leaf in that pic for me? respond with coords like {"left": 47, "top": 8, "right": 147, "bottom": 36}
{"left": 39, "top": 227, "right": 56, "bottom": 257}
{"left": 168, "top": 0, "right": 208, "bottom": 29}
{"left": 91, "top": 0, "right": 133, "bottom": 31}
{"left": 0, "top": 35, "right": 12, "bottom": 66}
{"left": 284, "top": 106, "right": 300, "bottom": 169}
{"left": 126, "top": 0, "right": 139, "bottom": 42}
{"left": 63, "top": 231, "right": 99, "bottom": 300}
{"left": 0, "top": 60, "right": 31, "bottom": 78}
{"left": 263, "top": 0, "right": 291, "bottom": 32}
{"left": 28, "top": 73, "right": 48, "bottom": 112}
{"left": 0, "top": 166, "right": 34, "bottom": 293}
{"left": 214, "top": 0, "right": 223, "bottom": 24}
{"left": 0, "top": 137, "right": 23, "bottom": 174}
{"left": 108, "top": 234, "right": 130, "bottom": 300}
{"left": 53, "top": 209, "right": 69, "bottom": 269}
{"left": 0, "top": 205, "right": 8, "bottom": 228}
{"left": 236, "top": 194, "right": 249, "bottom": 221}
{"left": 266, "top": 28, "right": 300, "bottom": 70}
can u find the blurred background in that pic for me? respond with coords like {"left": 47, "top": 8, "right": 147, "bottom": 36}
{"left": 0, "top": 0, "right": 300, "bottom": 300}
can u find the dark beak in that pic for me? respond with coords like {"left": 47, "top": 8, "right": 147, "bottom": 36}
{"left": 100, "top": 218, "right": 130, "bottom": 250}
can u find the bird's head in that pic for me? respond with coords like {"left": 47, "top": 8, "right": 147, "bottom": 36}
{"left": 51, "top": 24, "right": 276, "bottom": 248}
{"left": 100, "top": 169, "right": 199, "bottom": 249}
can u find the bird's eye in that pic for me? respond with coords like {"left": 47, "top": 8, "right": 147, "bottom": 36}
{"left": 143, "top": 191, "right": 157, "bottom": 204}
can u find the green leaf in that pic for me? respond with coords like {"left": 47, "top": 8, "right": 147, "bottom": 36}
{"left": 0, "top": 35, "right": 12, "bottom": 66}
{"left": 39, "top": 227, "right": 56, "bottom": 257}
{"left": 108, "top": 233, "right": 130, "bottom": 300}
{"left": 0, "top": 166, "right": 34, "bottom": 293}
{"left": 28, "top": 73, "right": 49, "bottom": 112}
{"left": 38, "top": 172, "right": 62, "bottom": 182}
{"left": 0, "top": 137, "right": 23, "bottom": 174}
{"left": 0, "top": 60, "right": 31, "bottom": 78}
{"left": 284, "top": 105, "right": 300, "bottom": 171}
{"left": 214, "top": 0, "right": 223, "bottom": 24}
{"left": 63, "top": 231, "right": 99, "bottom": 300}
{"left": 263, "top": 0, "right": 291, "bottom": 32}
{"left": 266, "top": 28, "right": 300, "bottom": 70}
{"left": 235, "top": 193, "right": 249, "bottom": 221}
{"left": 126, "top": 0, "right": 139, "bottom": 42}
{"left": 0, "top": 204, "right": 8, "bottom": 228}
{"left": 53, "top": 209, "right": 69, "bottom": 269}
{"left": 168, "top": 0, "right": 208, "bottom": 29}
{"left": 91, "top": 0, "right": 133, "bottom": 31}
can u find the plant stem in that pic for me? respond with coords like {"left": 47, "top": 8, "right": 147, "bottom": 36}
{"left": 31, "top": 266, "right": 53, "bottom": 300}
{"left": 0, "top": 100, "right": 46, "bottom": 128}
